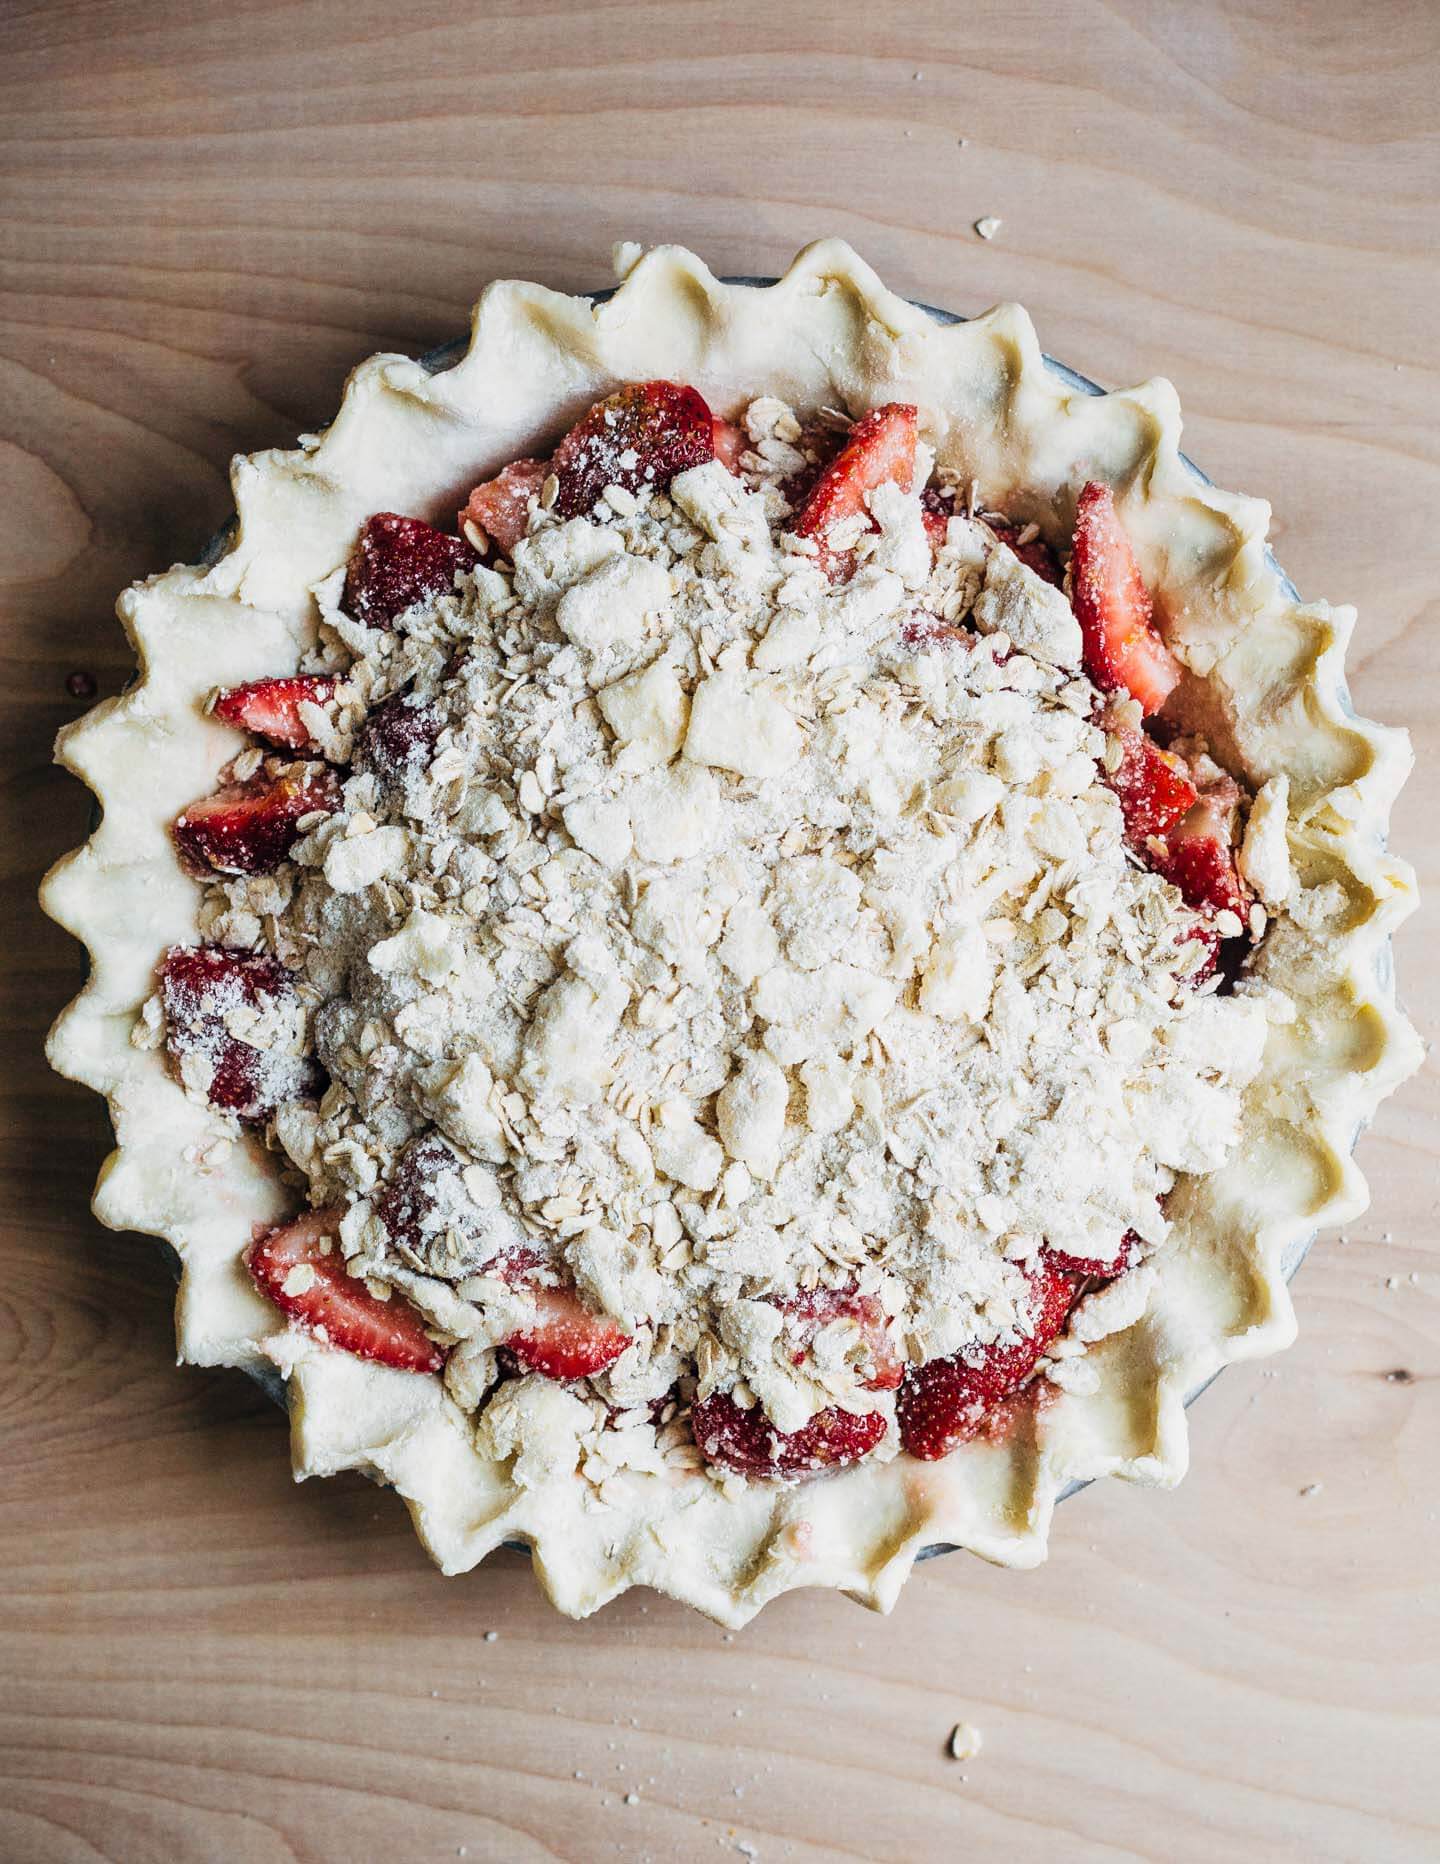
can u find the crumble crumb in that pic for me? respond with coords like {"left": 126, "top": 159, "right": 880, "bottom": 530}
{"left": 948, "top": 1720, "right": 984, "bottom": 1760}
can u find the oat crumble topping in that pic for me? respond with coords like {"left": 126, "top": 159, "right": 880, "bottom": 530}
{"left": 166, "top": 393, "right": 1277, "bottom": 1473}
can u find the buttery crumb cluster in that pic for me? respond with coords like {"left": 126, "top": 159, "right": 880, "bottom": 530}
{"left": 150, "top": 392, "right": 1288, "bottom": 1487}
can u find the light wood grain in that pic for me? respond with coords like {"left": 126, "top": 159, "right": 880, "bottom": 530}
{"left": 2, "top": 2, "right": 1437, "bottom": 1859}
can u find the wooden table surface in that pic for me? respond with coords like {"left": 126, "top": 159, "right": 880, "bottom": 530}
{"left": 3, "top": 3, "right": 1436, "bottom": 1858}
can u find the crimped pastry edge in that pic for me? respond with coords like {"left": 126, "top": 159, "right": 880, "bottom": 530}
{"left": 41, "top": 239, "right": 1421, "bottom": 1626}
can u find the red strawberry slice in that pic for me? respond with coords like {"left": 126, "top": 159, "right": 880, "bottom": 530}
{"left": 213, "top": 675, "right": 338, "bottom": 753}
{"left": 342, "top": 513, "right": 478, "bottom": 629}
{"left": 1052, "top": 1229, "right": 1144, "bottom": 1281}
{"left": 172, "top": 763, "right": 341, "bottom": 875}
{"left": 1099, "top": 712, "right": 1250, "bottom": 932}
{"left": 780, "top": 1283, "right": 903, "bottom": 1391}
{"left": 160, "top": 944, "right": 324, "bottom": 1120}
{"left": 550, "top": 380, "right": 716, "bottom": 518}
{"left": 711, "top": 417, "right": 748, "bottom": 475}
{"left": 897, "top": 1255, "right": 1077, "bottom": 1460}
{"left": 355, "top": 690, "right": 442, "bottom": 788}
{"left": 459, "top": 458, "right": 550, "bottom": 556}
{"left": 1102, "top": 712, "right": 1200, "bottom": 847}
{"left": 778, "top": 421, "right": 847, "bottom": 514}
{"left": 247, "top": 1209, "right": 446, "bottom": 1373}
{"left": 1159, "top": 801, "right": 1250, "bottom": 921}
{"left": 691, "top": 1391, "right": 887, "bottom": 1481}
{"left": 1070, "top": 480, "right": 1181, "bottom": 714}
{"left": 504, "top": 1280, "right": 631, "bottom": 1381}
{"left": 793, "top": 402, "right": 918, "bottom": 582}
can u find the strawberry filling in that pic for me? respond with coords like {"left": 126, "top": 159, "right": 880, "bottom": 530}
{"left": 1159, "top": 801, "right": 1250, "bottom": 922}
{"left": 366, "top": 1180, "right": 632, "bottom": 1378}
{"left": 989, "top": 515, "right": 1063, "bottom": 587}
{"left": 550, "top": 380, "right": 716, "bottom": 519}
{"left": 1052, "top": 1230, "right": 1145, "bottom": 1282}
{"left": 920, "top": 489, "right": 1065, "bottom": 586}
{"left": 1100, "top": 712, "right": 1250, "bottom": 929}
{"left": 247, "top": 1210, "right": 446, "bottom": 1374}
{"left": 792, "top": 401, "right": 918, "bottom": 582}
{"left": 777, "top": 420, "right": 847, "bottom": 513}
{"left": 691, "top": 1392, "right": 887, "bottom": 1481}
{"left": 1103, "top": 713, "right": 1200, "bottom": 846}
{"left": 213, "top": 675, "right": 338, "bottom": 754}
{"left": 343, "top": 512, "right": 478, "bottom": 629}
{"left": 172, "top": 763, "right": 340, "bottom": 876}
{"left": 779, "top": 1283, "right": 902, "bottom": 1391}
{"left": 896, "top": 1254, "right": 1078, "bottom": 1461}
{"left": 160, "top": 944, "right": 324, "bottom": 1121}
{"left": 457, "top": 411, "right": 742, "bottom": 563}
{"left": 900, "top": 611, "right": 974, "bottom": 652}
{"left": 355, "top": 689, "right": 442, "bottom": 788}
{"left": 710, "top": 416, "right": 748, "bottom": 474}
{"left": 374, "top": 1130, "right": 523, "bottom": 1273}
{"left": 504, "top": 1281, "right": 631, "bottom": 1382}
{"left": 459, "top": 458, "right": 550, "bottom": 557}
{"left": 1078, "top": 470, "right": 1252, "bottom": 941}
{"left": 1070, "top": 480, "right": 1181, "bottom": 715}
{"left": 920, "top": 484, "right": 953, "bottom": 554}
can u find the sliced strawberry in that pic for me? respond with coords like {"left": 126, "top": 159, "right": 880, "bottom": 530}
{"left": 246, "top": 1209, "right": 445, "bottom": 1373}
{"left": 779, "top": 1283, "right": 902, "bottom": 1391}
{"left": 778, "top": 421, "right": 847, "bottom": 514}
{"left": 1052, "top": 1230, "right": 1144, "bottom": 1281}
{"left": 711, "top": 416, "right": 748, "bottom": 475}
{"left": 1070, "top": 480, "right": 1180, "bottom": 714}
{"left": 160, "top": 944, "right": 324, "bottom": 1120}
{"left": 1103, "top": 713, "right": 1200, "bottom": 847}
{"left": 342, "top": 513, "right": 477, "bottom": 629}
{"left": 355, "top": 690, "right": 442, "bottom": 789}
{"left": 550, "top": 380, "right": 715, "bottom": 518}
{"left": 172, "top": 763, "right": 341, "bottom": 875}
{"left": 919, "top": 490, "right": 1064, "bottom": 584}
{"left": 793, "top": 402, "right": 918, "bottom": 582}
{"left": 691, "top": 1392, "right": 887, "bottom": 1481}
{"left": 1099, "top": 712, "right": 1250, "bottom": 933}
{"left": 212, "top": 675, "right": 338, "bottom": 754}
{"left": 1159, "top": 801, "right": 1250, "bottom": 921}
{"left": 459, "top": 458, "right": 550, "bottom": 556}
{"left": 897, "top": 1255, "right": 1076, "bottom": 1460}
{"left": 504, "top": 1281, "right": 631, "bottom": 1381}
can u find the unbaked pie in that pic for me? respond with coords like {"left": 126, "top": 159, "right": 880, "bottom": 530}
{"left": 43, "top": 242, "right": 1420, "bottom": 1624}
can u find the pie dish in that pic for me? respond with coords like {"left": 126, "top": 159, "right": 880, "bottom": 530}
{"left": 42, "top": 240, "right": 1420, "bottom": 1625}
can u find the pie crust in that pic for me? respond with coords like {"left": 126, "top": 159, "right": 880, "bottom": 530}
{"left": 41, "top": 240, "right": 1421, "bottom": 1625}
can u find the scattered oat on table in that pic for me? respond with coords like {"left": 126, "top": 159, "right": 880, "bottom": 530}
{"left": 948, "top": 1720, "right": 984, "bottom": 1761}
